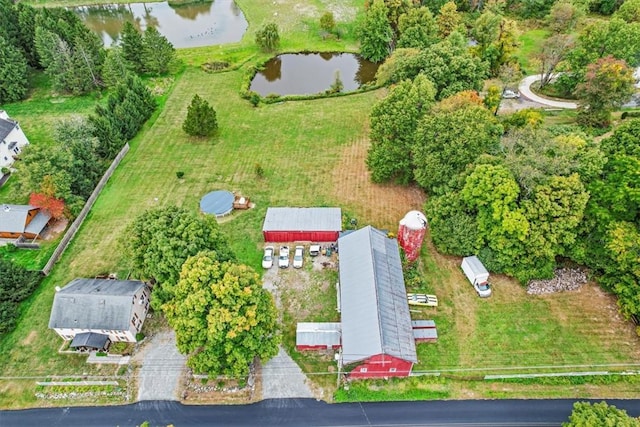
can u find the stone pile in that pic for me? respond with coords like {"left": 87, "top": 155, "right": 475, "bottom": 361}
{"left": 527, "top": 267, "right": 588, "bottom": 295}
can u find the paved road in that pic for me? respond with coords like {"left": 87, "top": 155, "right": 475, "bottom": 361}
{"left": 2, "top": 398, "right": 640, "bottom": 426}
{"left": 518, "top": 75, "right": 578, "bottom": 109}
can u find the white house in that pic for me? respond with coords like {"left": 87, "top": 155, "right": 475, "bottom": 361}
{"left": 48, "top": 278, "right": 151, "bottom": 350}
{"left": 0, "top": 110, "right": 29, "bottom": 177}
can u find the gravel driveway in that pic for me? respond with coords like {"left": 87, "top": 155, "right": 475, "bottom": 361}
{"left": 136, "top": 329, "right": 187, "bottom": 401}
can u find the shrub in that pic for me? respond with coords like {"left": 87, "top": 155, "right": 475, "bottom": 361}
{"left": 136, "top": 332, "right": 145, "bottom": 341}
{"left": 255, "top": 23, "right": 280, "bottom": 52}
{"left": 254, "top": 163, "right": 265, "bottom": 178}
{"left": 176, "top": 171, "right": 185, "bottom": 179}
{"left": 320, "top": 12, "right": 336, "bottom": 33}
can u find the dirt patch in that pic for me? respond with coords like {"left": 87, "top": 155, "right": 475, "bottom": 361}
{"left": 332, "top": 137, "right": 426, "bottom": 230}
{"left": 21, "top": 330, "right": 37, "bottom": 346}
{"left": 41, "top": 218, "right": 68, "bottom": 241}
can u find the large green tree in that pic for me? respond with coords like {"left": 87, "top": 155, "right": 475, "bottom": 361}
{"left": 162, "top": 252, "right": 279, "bottom": 377}
{"left": 412, "top": 105, "right": 502, "bottom": 193}
{"left": 120, "top": 21, "right": 144, "bottom": 73}
{"left": 121, "top": 206, "right": 234, "bottom": 308}
{"left": 396, "top": 6, "right": 438, "bottom": 50}
{"left": 563, "top": 401, "right": 640, "bottom": 426}
{"left": 366, "top": 74, "right": 436, "bottom": 184}
{"left": 183, "top": 94, "right": 218, "bottom": 137}
{"left": 358, "top": 0, "right": 393, "bottom": 63}
{"left": 0, "top": 35, "right": 29, "bottom": 103}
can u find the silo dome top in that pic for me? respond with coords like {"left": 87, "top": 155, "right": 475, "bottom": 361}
{"left": 400, "top": 210, "right": 428, "bottom": 230}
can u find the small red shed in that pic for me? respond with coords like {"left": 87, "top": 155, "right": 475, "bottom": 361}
{"left": 262, "top": 207, "right": 342, "bottom": 242}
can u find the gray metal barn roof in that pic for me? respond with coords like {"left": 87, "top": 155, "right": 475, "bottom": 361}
{"left": 338, "top": 226, "right": 417, "bottom": 365}
{"left": 296, "top": 322, "right": 341, "bottom": 347}
{"left": 49, "top": 279, "right": 147, "bottom": 331}
{"left": 262, "top": 207, "right": 342, "bottom": 231}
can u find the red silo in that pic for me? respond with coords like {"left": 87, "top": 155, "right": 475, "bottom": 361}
{"left": 398, "top": 211, "right": 428, "bottom": 262}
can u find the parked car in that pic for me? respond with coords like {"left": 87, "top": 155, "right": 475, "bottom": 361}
{"left": 474, "top": 281, "right": 492, "bottom": 298}
{"left": 278, "top": 246, "right": 290, "bottom": 268}
{"left": 262, "top": 246, "right": 274, "bottom": 269}
{"left": 309, "top": 244, "right": 321, "bottom": 257}
{"left": 407, "top": 293, "right": 438, "bottom": 307}
{"left": 293, "top": 246, "right": 304, "bottom": 268}
{"left": 502, "top": 89, "right": 520, "bottom": 99}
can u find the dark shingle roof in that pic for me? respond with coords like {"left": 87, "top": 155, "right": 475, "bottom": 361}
{"left": 338, "top": 226, "right": 417, "bottom": 365}
{"left": 48, "top": 279, "right": 147, "bottom": 331}
{"left": 0, "top": 116, "right": 17, "bottom": 141}
{"left": 70, "top": 332, "right": 110, "bottom": 349}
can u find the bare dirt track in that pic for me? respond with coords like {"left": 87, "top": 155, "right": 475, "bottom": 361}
{"left": 332, "top": 136, "right": 426, "bottom": 230}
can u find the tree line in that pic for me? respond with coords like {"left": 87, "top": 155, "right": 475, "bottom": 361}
{"left": 367, "top": 73, "right": 640, "bottom": 320}
{"left": 0, "top": 0, "right": 174, "bottom": 103}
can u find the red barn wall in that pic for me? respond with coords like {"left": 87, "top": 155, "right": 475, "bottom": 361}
{"left": 348, "top": 354, "right": 413, "bottom": 379}
{"left": 263, "top": 231, "right": 339, "bottom": 242}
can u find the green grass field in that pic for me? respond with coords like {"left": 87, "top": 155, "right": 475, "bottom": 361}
{"left": 1, "top": 0, "right": 640, "bottom": 408}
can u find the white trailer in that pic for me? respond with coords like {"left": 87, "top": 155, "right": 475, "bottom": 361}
{"left": 461, "top": 256, "right": 491, "bottom": 297}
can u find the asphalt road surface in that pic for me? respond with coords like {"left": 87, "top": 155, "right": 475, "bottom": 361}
{"left": 2, "top": 398, "right": 640, "bottom": 427}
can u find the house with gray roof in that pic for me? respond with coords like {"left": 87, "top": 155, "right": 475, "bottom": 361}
{"left": 0, "top": 204, "right": 52, "bottom": 239}
{"left": 338, "top": 225, "right": 417, "bottom": 378}
{"left": 0, "top": 110, "right": 29, "bottom": 177}
{"left": 49, "top": 278, "right": 150, "bottom": 347}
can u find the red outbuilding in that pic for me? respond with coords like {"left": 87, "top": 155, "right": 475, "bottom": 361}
{"left": 262, "top": 207, "right": 342, "bottom": 242}
{"left": 338, "top": 226, "right": 418, "bottom": 379}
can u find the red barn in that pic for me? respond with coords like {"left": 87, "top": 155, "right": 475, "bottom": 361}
{"left": 262, "top": 207, "right": 342, "bottom": 242}
{"left": 338, "top": 226, "right": 417, "bottom": 378}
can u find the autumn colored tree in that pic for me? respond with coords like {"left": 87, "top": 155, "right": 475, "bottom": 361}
{"left": 162, "top": 252, "right": 280, "bottom": 377}
{"left": 575, "top": 55, "right": 636, "bottom": 127}
{"left": 28, "top": 192, "right": 66, "bottom": 219}
{"left": 436, "top": 2, "right": 462, "bottom": 38}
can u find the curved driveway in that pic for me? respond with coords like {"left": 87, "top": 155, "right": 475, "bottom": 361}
{"left": 518, "top": 75, "right": 578, "bottom": 109}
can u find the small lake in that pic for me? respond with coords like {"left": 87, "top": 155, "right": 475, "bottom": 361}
{"left": 74, "top": 0, "right": 247, "bottom": 48}
{"left": 250, "top": 53, "right": 380, "bottom": 96}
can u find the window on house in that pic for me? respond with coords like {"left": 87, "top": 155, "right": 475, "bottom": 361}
{"left": 389, "top": 368, "right": 397, "bottom": 373}
{"left": 360, "top": 367, "right": 367, "bottom": 373}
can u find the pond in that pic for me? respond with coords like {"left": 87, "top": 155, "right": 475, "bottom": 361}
{"left": 74, "top": 0, "right": 247, "bottom": 49}
{"left": 249, "top": 53, "right": 380, "bottom": 97}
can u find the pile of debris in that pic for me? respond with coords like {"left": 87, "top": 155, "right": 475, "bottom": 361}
{"left": 527, "top": 267, "right": 588, "bottom": 295}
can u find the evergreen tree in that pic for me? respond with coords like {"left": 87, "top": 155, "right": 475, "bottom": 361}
{"left": 102, "top": 46, "right": 130, "bottom": 88}
{"left": 142, "top": 26, "right": 174, "bottom": 75}
{"left": 183, "top": 94, "right": 218, "bottom": 137}
{"left": 0, "top": 36, "right": 29, "bottom": 104}
{"left": 120, "top": 21, "right": 144, "bottom": 73}
{"left": 16, "top": 3, "right": 39, "bottom": 67}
